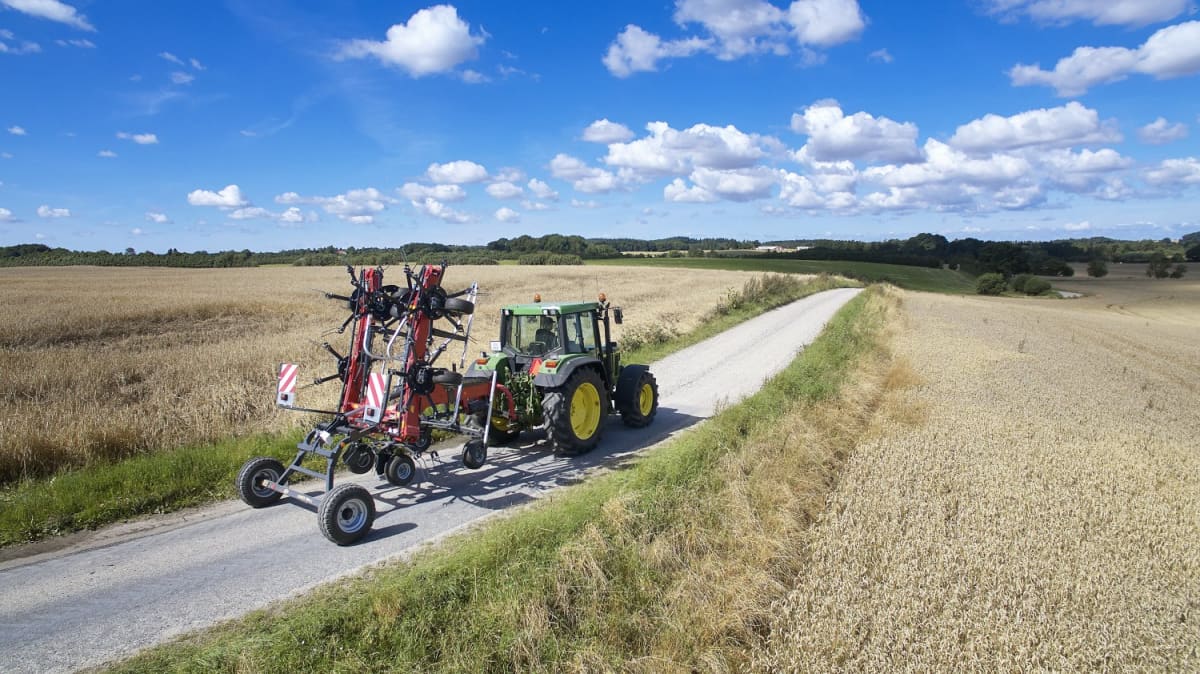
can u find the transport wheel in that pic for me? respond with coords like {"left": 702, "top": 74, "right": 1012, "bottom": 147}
{"left": 318, "top": 483, "right": 375, "bottom": 546}
{"left": 236, "top": 457, "right": 285, "bottom": 508}
{"left": 342, "top": 442, "right": 374, "bottom": 474}
{"left": 443, "top": 297, "right": 474, "bottom": 315}
{"left": 543, "top": 368, "right": 607, "bottom": 455}
{"left": 462, "top": 439, "right": 487, "bottom": 469}
{"left": 385, "top": 453, "right": 417, "bottom": 487}
{"left": 616, "top": 368, "right": 659, "bottom": 428}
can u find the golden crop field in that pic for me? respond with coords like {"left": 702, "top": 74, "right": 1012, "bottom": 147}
{"left": 756, "top": 274, "right": 1200, "bottom": 670}
{"left": 0, "top": 264, "right": 768, "bottom": 483}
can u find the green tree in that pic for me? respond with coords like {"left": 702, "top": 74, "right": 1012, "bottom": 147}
{"left": 1147, "top": 253, "right": 1172, "bottom": 278}
{"left": 1185, "top": 244, "right": 1200, "bottom": 262}
{"left": 976, "top": 273, "right": 1007, "bottom": 296}
{"left": 1086, "top": 259, "right": 1108, "bottom": 277}
{"left": 1169, "top": 264, "right": 1187, "bottom": 279}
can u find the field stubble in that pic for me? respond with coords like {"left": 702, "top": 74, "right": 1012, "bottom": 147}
{"left": 0, "top": 265, "right": 770, "bottom": 483}
{"left": 757, "top": 277, "right": 1200, "bottom": 671}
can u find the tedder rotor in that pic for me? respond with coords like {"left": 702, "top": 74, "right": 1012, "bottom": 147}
{"left": 236, "top": 263, "right": 514, "bottom": 545}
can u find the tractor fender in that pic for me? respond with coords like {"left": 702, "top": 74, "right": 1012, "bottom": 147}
{"left": 532, "top": 356, "right": 604, "bottom": 390}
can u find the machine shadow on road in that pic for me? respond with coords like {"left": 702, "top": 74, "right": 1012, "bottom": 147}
{"left": 361, "top": 406, "right": 703, "bottom": 540}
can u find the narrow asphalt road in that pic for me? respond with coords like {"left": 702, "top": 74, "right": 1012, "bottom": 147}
{"left": 0, "top": 287, "right": 860, "bottom": 673}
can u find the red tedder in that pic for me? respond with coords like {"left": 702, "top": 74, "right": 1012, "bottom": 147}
{"left": 238, "top": 263, "right": 515, "bottom": 545}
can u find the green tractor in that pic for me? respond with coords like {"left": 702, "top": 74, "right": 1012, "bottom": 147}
{"left": 466, "top": 294, "right": 658, "bottom": 454}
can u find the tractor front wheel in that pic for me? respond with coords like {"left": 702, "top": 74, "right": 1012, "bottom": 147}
{"left": 616, "top": 368, "right": 659, "bottom": 428}
{"left": 543, "top": 368, "right": 607, "bottom": 455}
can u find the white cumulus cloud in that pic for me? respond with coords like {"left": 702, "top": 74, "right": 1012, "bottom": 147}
{"left": 1145, "top": 157, "right": 1200, "bottom": 186}
{"left": 983, "top": 0, "right": 1189, "bottom": 27}
{"left": 1, "top": 0, "right": 94, "bottom": 31}
{"left": 549, "top": 153, "right": 623, "bottom": 193}
{"left": 605, "top": 121, "right": 780, "bottom": 177}
{"left": 582, "top": 118, "right": 635, "bottom": 143}
{"left": 426, "top": 159, "right": 489, "bottom": 184}
{"left": 398, "top": 182, "right": 468, "bottom": 202}
{"left": 948, "top": 102, "right": 1121, "bottom": 153}
{"left": 412, "top": 197, "right": 471, "bottom": 223}
{"left": 187, "top": 184, "right": 249, "bottom": 208}
{"left": 527, "top": 178, "right": 559, "bottom": 201}
{"left": 495, "top": 206, "right": 520, "bottom": 222}
{"left": 0, "top": 207, "right": 15, "bottom": 221}
{"left": 787, "top": 0, "right": 866, "bottom": 47}
{"left": 37, "top": 204, "right": 70, "bottom": 218}
{"left": 116, "top": 131, "right": 159, "bottom": 145}
{"left": 97, "top": 149, "right": 117, "bottom": 158}
{"left": 791, "top": 100, "right": 921, "bottom": 163}
{"left": 603, "top": 25, "right": 712, "bottom": 77}
{"left": 7, "top": 125, "right": 26, "bottom": 135}
{"left": 338, "top": 4, "right": 485, "bottom": 77}
{"left": 1010, "top": 21, "right": 1200, "bottom": 96}
{"left": 485, "top": 181, "right": 523, "bottom": 199}
{"left": 170, "top": 71, "right": 194, "bottom": 85}
{"left": 145, "top": 211, "right": 170, "bottom": 224}
{"left": 1138, "top": 117, "right": 1189, "bottom": 144}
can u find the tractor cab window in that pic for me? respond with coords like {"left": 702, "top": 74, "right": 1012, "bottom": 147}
{"left": 506, "top": 314, "right": 560, "bottom": 356}
{"left": 563, "top": 311, "right": 598, "bottom": 354}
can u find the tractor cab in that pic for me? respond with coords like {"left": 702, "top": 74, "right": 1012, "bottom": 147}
{"left": 468, "top": 293, "right": 653, "bottom": 456}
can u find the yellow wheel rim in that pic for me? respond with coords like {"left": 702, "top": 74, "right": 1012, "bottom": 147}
{"left": 570, "top": 382, "right": 602, "bottom": 439}
{"left": 491, "top": 415, "right": 511, "bottom": 432}
{"left": 638, "top": 382, "right": 654, "bottom": 416}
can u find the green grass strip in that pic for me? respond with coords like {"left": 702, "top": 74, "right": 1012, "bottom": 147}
{"left": 588, "top": 256, "right": 975, "bottom": 294}
{"left": 0, "top": 275, "right": 852, "bottom": 549}
{"left": 109, "top": 287, "right": 883, "bottom": 673}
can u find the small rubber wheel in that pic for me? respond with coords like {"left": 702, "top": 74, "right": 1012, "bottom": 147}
{"left": 385, "top": 453, "right": 417, "bottom": 486}
{"left": 462, "top": 439, "right": 487, "bottom": 469}
{"left": 410, "top": 427, "right": 433, "bottom": 452}
{"left": 342, "top": 443, "right": 374, "bottom": 474}
{"left": 443, "top": 297, "right": 474, "bottom": 315}
{"left": 236, "top": 457, "right": 285, "bottom": 508}
{"left": 318, "top": 483, "right": 375, "bottom": 546}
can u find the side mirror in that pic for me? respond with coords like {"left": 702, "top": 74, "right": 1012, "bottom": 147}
{"left": 612, "top": 307, "right": 623, "bottom": 324}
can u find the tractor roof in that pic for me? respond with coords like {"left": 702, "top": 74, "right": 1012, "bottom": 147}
{"left": 503, "top": 301, "right": 600, "bottom": 316}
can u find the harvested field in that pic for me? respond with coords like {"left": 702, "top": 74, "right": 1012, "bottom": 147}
{"left": 0, "top": 265, "right": 770, "bottom": 483}
{"left": 757, "top": 278, "right": 1200, "bottom": 670}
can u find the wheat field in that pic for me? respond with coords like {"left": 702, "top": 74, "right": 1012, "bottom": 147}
{"left": 756, "top": 276, "right": 1200, "bottom": 671}
{"left": 0, "top": 264, "right": 767, "bottom": 483}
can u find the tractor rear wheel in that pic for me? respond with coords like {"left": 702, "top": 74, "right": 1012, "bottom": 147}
{"left": 543, "top": 368, "right": 607, "bottom": 455}
{"left": 616, "top": 368, "right": 658, "bottom": 428}
{"left": 318, "top": 483, "right": 375, "bottom": 546}
{"left": 236, "top": 457, "right": 285, "bottom": 508}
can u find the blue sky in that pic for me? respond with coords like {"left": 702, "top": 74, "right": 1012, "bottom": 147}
{"left": 1, "top": 0, "right": 1199, "bottom": 252}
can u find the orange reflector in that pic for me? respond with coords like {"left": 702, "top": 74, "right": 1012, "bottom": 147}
{"left": 475, "top": 357, "right": 489, "bottom": 365}
{"left": 533, "top": 293, "right": 541, "bottom": 302}
{"left": 544, "top": 360, "right": 558, "bottom": 369}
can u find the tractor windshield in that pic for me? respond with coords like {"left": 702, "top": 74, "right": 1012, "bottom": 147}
{"left": 505, "top": 314, "right": 560, "bottom": 356}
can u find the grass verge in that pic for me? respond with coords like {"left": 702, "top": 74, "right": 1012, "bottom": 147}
{"left": 0, "top": 274, "right": 853, "bottom": 549}
{"left": 108, "top": 285, "right": 897, "bottom": 673}
{"left": 589, "top": 256, "right": 974, "bottom": 294}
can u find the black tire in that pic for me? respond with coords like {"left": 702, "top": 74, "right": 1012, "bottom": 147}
{"left": 543, "top": 368, "right": 607, "bottom": 455}
{"left": 385, "top": 453, "right": 417, "bottom": 486}
{"left": 443, "top": 297, "right": 474, "bottom": 315}
{"left": 236, "top": 457, "right": 285, "bottom": 508}
{"left": 342, "top": 442, "right": 374, "bottom": 474}
{"left": 318, "top": 483, "right": 375, "bottom": 546}
{"left": 410, "top": 426, "right": 433, "bottom": 452}
{"left": 462, "top": 439, "right": 487, "bottom": 469}
{"left": 432, "top": 370, "right": 463, "bottom": 387}
{"left": 615, "top": 367, "right": 659, "bottom": 428}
